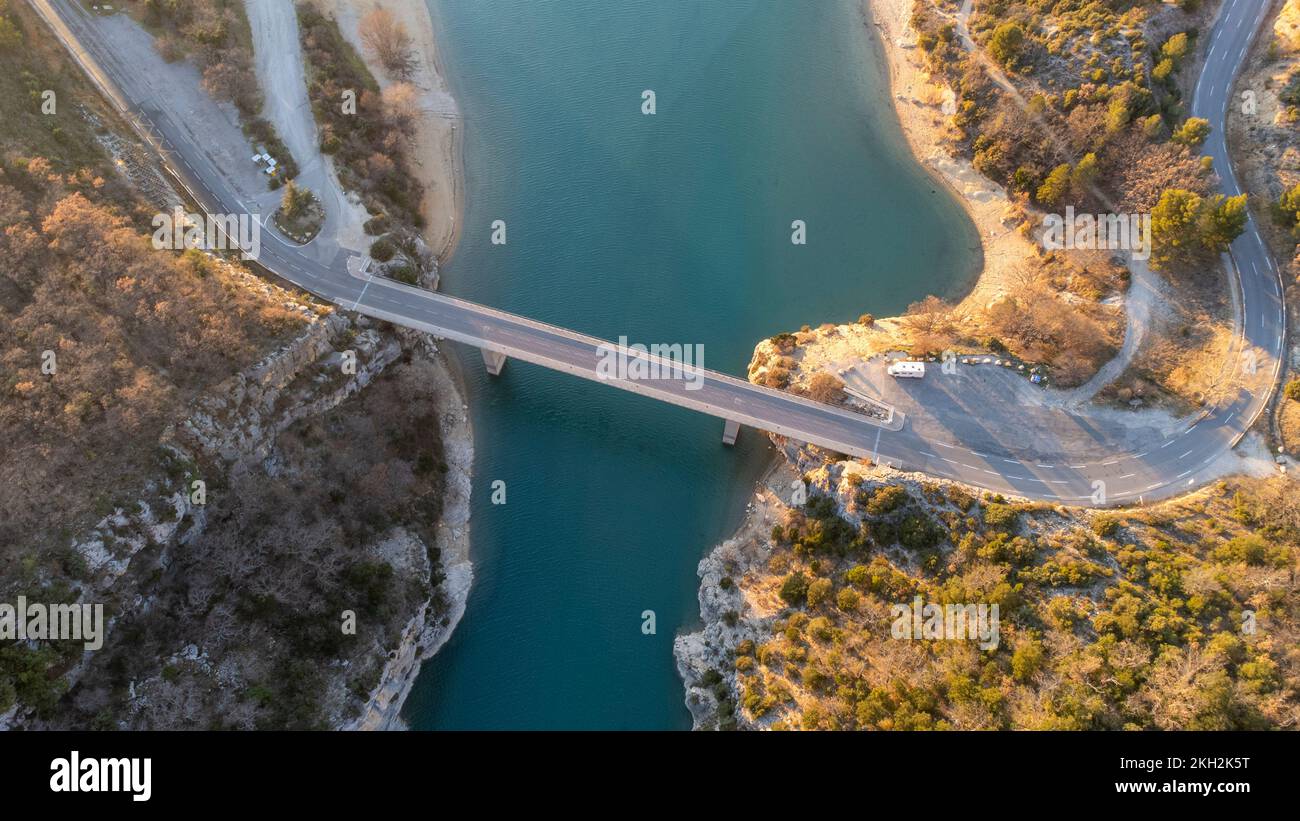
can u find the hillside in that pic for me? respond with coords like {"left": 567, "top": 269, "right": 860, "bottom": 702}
{"left": 0, "top": 0, "right": 470, "bottom": 729}
{"left": 679, "top": 453, "right": 1299, "bottom": 730}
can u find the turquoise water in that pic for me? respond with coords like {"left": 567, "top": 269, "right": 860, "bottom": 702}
{"left": 403, "top": 0, "right": 980, "bottom": 729}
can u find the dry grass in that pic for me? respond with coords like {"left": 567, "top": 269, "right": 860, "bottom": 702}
{"left": 1103, "top": 263, "right": 1235, "bottom": 412}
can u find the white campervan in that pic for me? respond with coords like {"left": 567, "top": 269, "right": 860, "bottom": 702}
{"left": 887, "top": 361, "right": 925, "bottom": 379}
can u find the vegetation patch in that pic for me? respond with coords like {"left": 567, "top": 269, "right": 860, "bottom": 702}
{"left": 272, "top": 179, "right": 324, "bottom": 243}
{"left": 707, "top": 471, "right": 1299, "bottom": 730}
{"left": 296, "top": 3, "right": 424, "bottom": 229}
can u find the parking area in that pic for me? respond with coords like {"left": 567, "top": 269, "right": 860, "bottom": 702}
{"left": 833, "top": 353, "right": 1184, "bottom": 462}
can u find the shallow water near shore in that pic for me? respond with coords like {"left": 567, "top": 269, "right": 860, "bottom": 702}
{"left": 403, "top": 0, "right": 980, "bottom": 729}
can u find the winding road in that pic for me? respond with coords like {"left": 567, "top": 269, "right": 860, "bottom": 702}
{"left": 29, "top": 0, "right": 1286, "bottom": 507}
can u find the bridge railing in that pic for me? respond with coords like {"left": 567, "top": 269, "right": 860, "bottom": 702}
{"left": 349, "top": 273, "right": 904, "bottom": 431}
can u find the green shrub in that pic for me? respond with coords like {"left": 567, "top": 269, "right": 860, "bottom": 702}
{"left": 1210, "top": 535, "right": 1290, "bottom": 568}
{"left": 807, "top": 578, "right": 833, "bottom": 609}
{"left": 779, "top": 572, "right": 809, "bottom": 606}
{"left": 983, "top": 502, "right": 1020, "bottom": 534}
{"left": 1171, "top": 116, "right": 1210, "bottom": 147}
{"left": 988, "top": 23, "right": 1025, "bottom": 68}
{"left": 1091, "top": 514, "right": 1121, "bottom": 539}
{"left": 369, "top": 237, "right": 396, "bottom": 262}
{"left": 899, "top": 513, "right": 943, "bottom": 551}
{"left": 836, "top": 588, "right": 860, "bottom": 611}
{"left": 1011, "top": 639, "right": 1044, "bottom": 682}
{"left": 864, "top": 485, "right": 910, "bottom": 516}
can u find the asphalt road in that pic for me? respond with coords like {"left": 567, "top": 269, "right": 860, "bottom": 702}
{"left": 29, "top": 0, "right": 1285, "bottom": 507}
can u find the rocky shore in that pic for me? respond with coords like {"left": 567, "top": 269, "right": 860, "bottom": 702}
{"left": 345, "top": 330, "right": 475, "bottom": 731}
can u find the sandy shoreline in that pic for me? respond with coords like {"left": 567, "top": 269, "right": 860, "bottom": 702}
{"left": 312, "top": 0, "right": 466, "bottom": 263}
{"left": 863, "top": 0, "right": 1038, "bottom": 319}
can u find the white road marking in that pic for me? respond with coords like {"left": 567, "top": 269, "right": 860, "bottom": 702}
{"left": 349, "top": 277, "right": 373, "bottom": 312}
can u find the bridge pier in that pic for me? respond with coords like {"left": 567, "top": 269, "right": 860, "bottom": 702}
{"left": 722, "top": 419, "right": 741, "bottom": 446}
{"left": 482, "top": 348, "right": 507, "bottom": 376}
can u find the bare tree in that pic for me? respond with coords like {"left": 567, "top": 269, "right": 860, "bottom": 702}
{"left": 381, "top": 82, "right": 422, "bottom": 138}
{"left": 359, "top": 6, "right": 417, "bottom": 79}
{"left": 807, "top": 373, "right": 846, "bottom": 404}
{"left": 902, "top": 295, "right": 953, "bottom": 335}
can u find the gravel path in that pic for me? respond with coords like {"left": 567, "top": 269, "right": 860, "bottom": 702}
{"left": 244, "top": 0, "right": 370, "bottom": 258}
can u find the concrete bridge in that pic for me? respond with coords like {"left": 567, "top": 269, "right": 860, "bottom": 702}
{"left": 30, "top": 0, "right": 904, "bottom": 453}
{"left": 30, "top": 0, "right": 1284, "bottom": 507}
